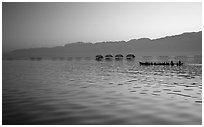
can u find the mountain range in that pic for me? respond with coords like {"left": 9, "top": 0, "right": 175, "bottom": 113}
{"left": 3, "top": 31, "right": 202, "bottom": 59}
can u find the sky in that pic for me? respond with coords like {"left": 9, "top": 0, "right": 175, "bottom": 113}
{"left": 2, "top": 2, "right": 202, "bottom": 52}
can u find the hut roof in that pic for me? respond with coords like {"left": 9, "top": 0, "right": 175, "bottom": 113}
{"left": 96, "top": 55, "right": 103, "bottom": 57}
{"left": 115, "top": 54, "right": 123, "bottom": 57}
{"left": 105, "top": 54, "right": 113, "bottom": 57}
{"left": 126, "top": 54, "right": 135, "bottom": 57}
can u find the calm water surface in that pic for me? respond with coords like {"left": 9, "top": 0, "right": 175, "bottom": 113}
{"left": 2, "top": 58, "right": 202, "bottom": 125}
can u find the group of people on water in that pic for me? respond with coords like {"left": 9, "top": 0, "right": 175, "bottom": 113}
{"left": 139, "top": 61, "right": 183, "bottom": 66}
{"left": 95, "top": 55, "right": 184, "bottom": 66}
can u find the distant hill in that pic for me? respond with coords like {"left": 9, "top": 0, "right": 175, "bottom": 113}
{"left": 3, "top": 31, "right": 202, "bottom": 59}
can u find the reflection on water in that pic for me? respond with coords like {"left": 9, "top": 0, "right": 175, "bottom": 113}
{"left": 2, "top": 58, "right": 202, "bottom": 125}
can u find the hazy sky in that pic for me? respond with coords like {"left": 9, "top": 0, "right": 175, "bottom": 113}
{"left": 2, "top": 2, "right": 202, "bottom": 52}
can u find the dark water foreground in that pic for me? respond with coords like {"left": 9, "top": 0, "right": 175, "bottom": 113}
{"left": 2, "top": 59, "right": 202, "bottom": 125}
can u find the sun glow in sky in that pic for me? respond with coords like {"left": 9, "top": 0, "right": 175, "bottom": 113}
{"left": 2, "top": 2, "right": 202, "bottom": 52}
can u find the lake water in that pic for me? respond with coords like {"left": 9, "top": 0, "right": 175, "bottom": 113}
{"left": 2, "top": 56, "right": 202, "bottom": 125}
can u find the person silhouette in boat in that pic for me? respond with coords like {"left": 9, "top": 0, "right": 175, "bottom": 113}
{"left": 177, "top": 61, "right": 183, "bottom": 66}
{"left": 170, "top": 61, "right": 174, "bottom": 66}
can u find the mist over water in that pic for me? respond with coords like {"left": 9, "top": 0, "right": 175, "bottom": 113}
{"left": 2, "top": 56, "right": 202, "bottom": 125}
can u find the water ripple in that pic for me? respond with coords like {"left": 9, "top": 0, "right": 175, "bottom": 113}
{"left": 2, "top": 60, "right": 202, "bottom": 125}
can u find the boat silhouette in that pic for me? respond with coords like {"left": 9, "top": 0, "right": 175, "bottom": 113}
{"left": 139, "top": 61, "right": 183, "bottom": 66}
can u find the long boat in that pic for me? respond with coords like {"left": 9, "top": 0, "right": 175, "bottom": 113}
{"left": 139, "top": 61, "right": 183, "bottom": 66}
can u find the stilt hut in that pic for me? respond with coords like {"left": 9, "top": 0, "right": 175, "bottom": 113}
{"left": 115, "top": 54, "right": 123, "bottom": 60}
{"left": 105, "top": 54, "right": 113, "bottom": 60}
{"left": 95, "top": 55, "right": 103, "bottom": 61}
{"left": 126, "top": 54, "right": 135, "bottom": 60}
